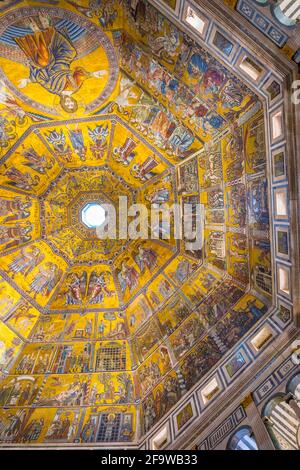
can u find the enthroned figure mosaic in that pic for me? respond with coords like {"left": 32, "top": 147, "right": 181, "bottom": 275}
{"left": 0, "top": 0, "right": 273, "bottom": 446}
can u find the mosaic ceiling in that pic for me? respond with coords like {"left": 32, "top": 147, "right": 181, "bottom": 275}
{"left": 0, "top": 0, "right": 273, "bottom": 446}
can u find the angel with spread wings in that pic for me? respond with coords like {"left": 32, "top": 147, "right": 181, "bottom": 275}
{"left": 29, "top": 262, "right": 62, "bottom": 299}
{"left": 21, "top": 146, "right": 55, "bottom": 174}
{"left": 87, "top": 271, "right": 114, "bottom": 304}
{"left": 0, "top": 196, "right": 32, "bottom": 222}
{"left": 67, "top": 0, "right": 102, "bottom": 18}
{"left": 0, "top": 81, "right": 27, "bottom": 125}
{"left": 4, "top": 167, "right": 40, "bottom": 191}
{"left": 8, "top": 246, "right": 45, "bottom": 278}
{"left": 0, "top": 221, "right": 33, "bottom": 251}
{"left": 7, "top": 302, "right": 36, "bottom": 327}
{"left": 134, "top": 245, "right": 158, "bottom": 273}
{"left": 65, "top": 272, "right": 87, "bottom": 306}
{"left": 88, "top": 124, "right": 109, "bottom": 160}
{"left": 117, "top": 261, "right": 139, "bottom": 293}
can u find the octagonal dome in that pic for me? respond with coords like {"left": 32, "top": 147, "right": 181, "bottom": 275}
{"left": 0, "top": 0, "right": 298, "bottom": 454}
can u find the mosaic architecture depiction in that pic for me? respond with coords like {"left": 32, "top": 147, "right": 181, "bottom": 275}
{"left": 0, "top": 0, "right": 299, "bottom": 450}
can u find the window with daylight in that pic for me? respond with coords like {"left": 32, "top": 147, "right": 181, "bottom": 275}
{"left": 184, "top": 5, "right": 206, "bottom": 34}
{"left": 201, "top": 378, "right": 220, "bottom": 404}
{"left": 274, "top": 0, "right": 300, "bottom": 26}
{"left": 81, "top": 203, "right": 106, "bottom": 228}
{"left": 227, "top": 427, "right": 259, "bottom": 450}
{"left": 263, "top": 392, "right": 300, "bottom": 450}
{"left": 152, "top": 427, "right": 169, "bottom": 450}
{"left": 278, "top": 266, "right": 290, "bottom": 295}
{"left": 251, "top": 326, "right": 273, "bottom": 352}
{"left": 272, "top": 110, "right": 284, "bottom": 140}
{"left": 275, "top": 189, "right": 288, "bottom": 218}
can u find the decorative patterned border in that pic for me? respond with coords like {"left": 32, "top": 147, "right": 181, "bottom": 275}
{"left": 198, "top": 405, "right": 247, "bottom": 450}
{"left": 252, "top": 357, "right": 299, "bottom": 405}
{"left": 237, "top": 0, "right": 288, "bottom": 47}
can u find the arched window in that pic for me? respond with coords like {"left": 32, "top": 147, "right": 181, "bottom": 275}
{"left": 262, "top": 388, "right": 300, "bottom": 450}
{"left": 272, "top": 0, "right": 300, "bottom": 27}
{"left": 227, "top": 426, "right": 258, "bottom": 450}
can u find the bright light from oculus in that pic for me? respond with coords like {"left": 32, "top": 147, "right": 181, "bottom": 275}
{"left": 81, "top": 203, "right": 106, "bottom": 229}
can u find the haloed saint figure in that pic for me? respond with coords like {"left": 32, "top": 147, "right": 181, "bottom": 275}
{"left": 0, "top": 7, "right": 118, "bottom": 114}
